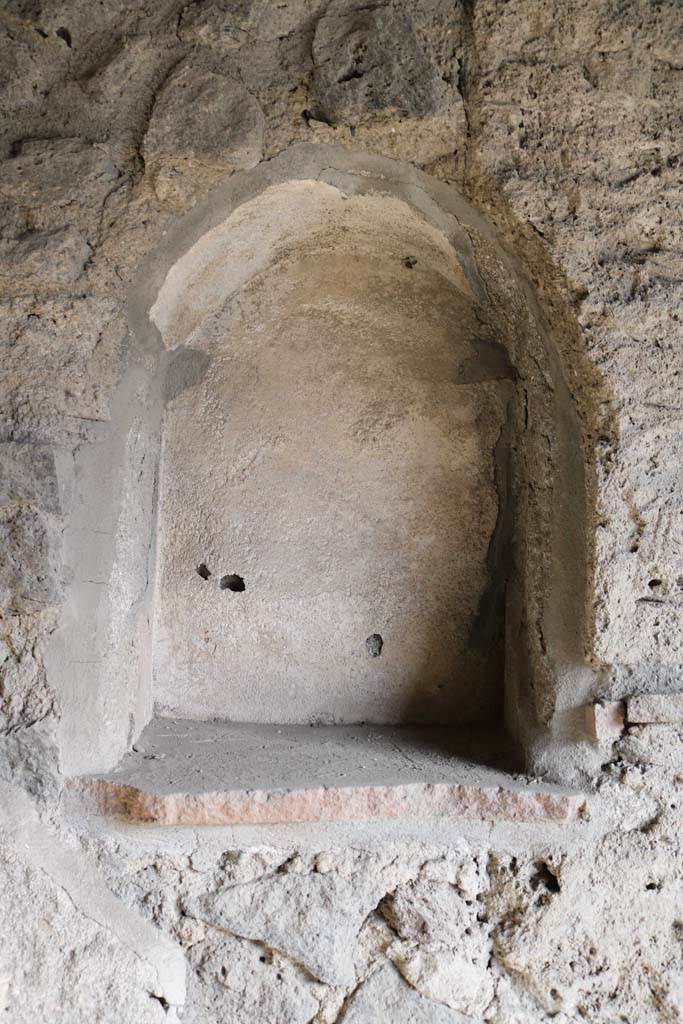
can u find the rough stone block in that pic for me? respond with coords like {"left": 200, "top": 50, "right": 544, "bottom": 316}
{"left": 0, "top": 226, "right": 91, "bottom": 297}
{"left": 0, "top": 443, "right": 60, "bottom": 515}
{"left": 627, "top": 692, "right": 683, "bottom": 725}
{"left": 311, "top": 0, "right": 448, "bottom": 126}
{"left": 618, "top": 725, "right": 683, "bottom": 770}
{"left": 142, "top": 59, "right": 264, "bottom": 207}
{"left": 342, "top": 963, "right": 465, "bottom": 1023}
{"left": 0, "top": 505, "right": 61, "bottom": 612}
{"left": 585, "top": 701, "right": 625, "bottom": 741}
{"left": 0, "top": 139, "right": 120, "bottom": 241}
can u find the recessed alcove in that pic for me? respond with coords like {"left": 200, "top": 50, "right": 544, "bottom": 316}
{"left": 153, "top": 181, "right": 506, "bottom": 727}
{"left": 55, "top": 144, "right": 592, "bottom": 823}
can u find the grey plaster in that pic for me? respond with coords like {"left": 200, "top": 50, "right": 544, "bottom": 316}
{"left": 87, "top": 718, "right": 526, "bottom": 796}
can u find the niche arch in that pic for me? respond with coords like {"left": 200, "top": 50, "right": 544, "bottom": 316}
{"left": 56, "top": 144, "right": 596, "bottom": 793}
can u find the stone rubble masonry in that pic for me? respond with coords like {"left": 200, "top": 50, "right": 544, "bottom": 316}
{"left": 0, "top": 1, "right": 682, "bottom": 1022}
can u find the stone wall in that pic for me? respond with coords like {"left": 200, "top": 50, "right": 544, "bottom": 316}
{"left": 0, "top": 1, "right": 681, "bottom": 1021}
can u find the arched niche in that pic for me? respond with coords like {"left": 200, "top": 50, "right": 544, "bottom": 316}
{"left": 151, "top": 180, "right": 508, "bottom": 727}
{"left": 56, "top": 145, "right": 596, "bottom": 819}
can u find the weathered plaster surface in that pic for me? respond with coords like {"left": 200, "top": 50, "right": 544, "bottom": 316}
{"left": 153, "top": 183, "right": 506, "bottom": 724}
{"left": 0, "top": 0, "right": 681, "bottom": 1021}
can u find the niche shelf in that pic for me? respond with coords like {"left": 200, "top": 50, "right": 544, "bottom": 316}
{"left": 72, "top": 719, "right": 584, "bottom": 826}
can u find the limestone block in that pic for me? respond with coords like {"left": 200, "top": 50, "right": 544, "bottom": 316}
{"left": 627, "top": 693, "right": 683, "bottom": 724}
{"left": 142, "top": 60, "right": 264, "bottom": 208}
{"left": 394, "top": 941, "right": 494, "bottom": 1016}
{"left": 618, "top": 725, "right": 683, "bottom": 770}
{"left": 0, "top": 139, "right": 120, "bottom": 241}
{"left": 0, "top": 442, "right": 60, "bottom": 514}
{"left": 381, "top": 879, "right": 484, "bottom": 947}
{"left": 0, "top": 19, "right": 67, "bottom": 116}
{"left": 0, "top": 505, "right": 61, "bottom": 612}
{"left": 179, "top": 0, "right": 251, "bottom": 51}
{"left": 382, "top": 879, "right": 492, "bottom": 1013}
{"left": 585, "top": 701, "right": 625, "bottom": 741}
{"left": 186, "top": 931, "right": 319, "bottom": 1024}
{"left": 0, "top": 224, "right": 91, "bottom": 297}
{"left": 311, "top": 0, "right": 449, "bottom": 126}
{"left": 342, "top": 963, "right": 469, "bottom": 1023}
{"left": 0, "top": 719, "right": 60, "bottom": 807}
{"left": 0, "top": 617, "right": 55, "bottom": 730}
{"left": 0, "top": 296, "right": 125, "bottom": 442}
{"left": 192, "top": 869, "right": 388, "bottom": 987}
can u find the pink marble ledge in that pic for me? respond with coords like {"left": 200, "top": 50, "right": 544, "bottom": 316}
{"left": 70, "top": 777, "right": 586, "bottom": 826}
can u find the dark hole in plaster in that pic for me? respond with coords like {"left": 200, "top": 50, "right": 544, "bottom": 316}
{"left": 402, "top": 255, "right": 417, "bottom": 269}
{"left": 196, "top": 563, "right": 211, "bottom": 580}
{"left": 220, "top": 574, "right": 245, "bottom": 592}
{"left": 56, "top": 26, "right": 72, "bottom": 46}
{"left": 302, "top": 108, "right": 333, "bottom": 127}
{"left": 149, "top": 994, "right": 169, "bottom": 1011}
{"left": 366, "top": 633, "right": 383, "bottom": 657}
{"left": 457, "top": 337, "right": 516, "bottom": 384}
{"left": 648, "top": 578, "right": 662, "bottom": 589}
{"left": 337, "top": 68, "right": 365, "bottom": 84}
{"left": 530, "top": 861, "right": 561, "bottom": 894}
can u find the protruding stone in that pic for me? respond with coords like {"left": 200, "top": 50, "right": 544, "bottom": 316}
{"left": 585, "top": 701, "right": 625, "bottom": 741}
{"left": 70, "top": 719, "right": 585, "bottom": 827}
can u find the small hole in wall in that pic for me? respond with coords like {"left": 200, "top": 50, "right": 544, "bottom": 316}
{"left": 196, "top": 563, "right": 211, "bottom": 580}
{"left": 220, "top": 574, "right": 245, "bottom": 592}
{"left": 402, "top": 255, "right": 417, "bottom": 269}
{"left": 530, "top": 861, "right": 560, "bottom": 894}
{"left": 56, "top": 26, "right": 72, "bottom": 46}
{"left": 366, "top": 633, "right": 383, "bottom": 657}
{"left": 648, "top": 578, "right": 662, "bottom": 589}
